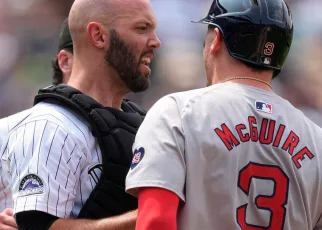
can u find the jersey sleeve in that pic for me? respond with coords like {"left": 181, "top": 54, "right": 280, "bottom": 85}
{"left": 126, "top": 95, "right": 186, "bottom": 201}
{"left": 0, "top": 117, "right": 13, "bottom": 210}
{"left": 5, "top": 120, "right": 86, "bottom": 218}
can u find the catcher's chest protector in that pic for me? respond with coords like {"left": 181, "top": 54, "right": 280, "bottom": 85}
{"left": 34, "top": 84, "right": 145, "bottom": 219}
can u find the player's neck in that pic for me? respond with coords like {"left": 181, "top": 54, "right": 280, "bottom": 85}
{"left": 219, "top": 78, "right": 273, "bottom": 91}
{"left": 68, "top": 61, "right": 128, "bottom": 110}
{"left": 210, "top": 63, "right": 274, "bottom": 92}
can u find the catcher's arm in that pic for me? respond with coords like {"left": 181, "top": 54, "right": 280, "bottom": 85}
{"left": 51, "top": 210, "right": 137, "bottom": 230}
{"left": 15, "top": 210, "right": 137, "bottom": 230}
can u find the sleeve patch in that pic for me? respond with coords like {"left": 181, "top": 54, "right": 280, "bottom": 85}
{"left": 131, "top": 147, "right": 145, "bottom": 170}
{"left": 18, "top": 174, "right": 44, "bottom": 197}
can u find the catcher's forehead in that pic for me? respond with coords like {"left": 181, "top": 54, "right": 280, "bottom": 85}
{"left": 114, "top": 0, "right": 157, "bottom": 26}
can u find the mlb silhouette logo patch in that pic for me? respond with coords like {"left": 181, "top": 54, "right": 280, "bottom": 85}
{"left": 131, "top": 147, "right": 145, "bottom": 169}
{"left": 18, "top": 174, "right": 44, "bottom": 197}
{"left": 261, "top": 56, "right": 272, "bottom": 65}
{"left": 255, "top": 100, "right": 272, "bottom": 114}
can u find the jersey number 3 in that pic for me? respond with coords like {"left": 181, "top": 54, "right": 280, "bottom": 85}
{"left": 237, "top": 162, "right": 289, "bottom": 230}
{"left": 263, "top": 42, "right": 275, "bottom": 56}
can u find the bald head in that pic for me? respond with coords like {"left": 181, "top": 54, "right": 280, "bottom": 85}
{"left": 68, "top": 0, "right": 160, "bottom": 95}
{"left": 69, "top": 0, "right": 110, "bottom": 46}
{"left": 69, "top": 0, "right": 153, "bottom": 48}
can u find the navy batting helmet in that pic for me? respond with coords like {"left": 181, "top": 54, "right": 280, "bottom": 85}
{"left": 193, "top": 0, "right": 293, "bottom": 76}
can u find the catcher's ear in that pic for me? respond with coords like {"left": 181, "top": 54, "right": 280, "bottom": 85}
{"left": 87, "top": 22, "right": 108, "bottom": 49}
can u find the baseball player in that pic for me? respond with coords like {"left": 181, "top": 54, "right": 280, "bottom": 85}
{"left": 2, "top": 0, "right": 160, "bottom": 229}
{"left": 126, "top": 0, "right": 322, "bottom": 230}
{"left": 0, "top": 17, "right": 74, "bottom": 229}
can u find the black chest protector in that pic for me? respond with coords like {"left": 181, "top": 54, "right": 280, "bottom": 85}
{"left": 34, "top": 84, "right": 145, "bottom": 219}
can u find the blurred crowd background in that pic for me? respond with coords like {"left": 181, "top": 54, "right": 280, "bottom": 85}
{"left": 0, "top": 0, "right": 321, "bottom": 126}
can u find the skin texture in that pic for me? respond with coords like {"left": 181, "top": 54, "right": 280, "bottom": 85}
{"left": 0, "top": 209, "right": 17, "bottom": 230}
{"left": 67, "top": 0, "right": 160, "bottom": 109}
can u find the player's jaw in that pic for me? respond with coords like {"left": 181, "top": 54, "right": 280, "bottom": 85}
{"left": 105, "top": 29, "right": 151, "bottom": 93}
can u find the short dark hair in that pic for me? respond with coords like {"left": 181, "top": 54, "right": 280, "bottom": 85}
{"left": 51, "top": 57, "right": 63, "bottom": 85}
{"left": 52, "top": 17, "right": 73, "bottom": 86}
{"left": 59, "top": 18, "right": 73, "bottom": 51}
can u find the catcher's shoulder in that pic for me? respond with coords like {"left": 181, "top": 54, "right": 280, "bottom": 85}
{"left": 123, "top": 99, "right": 147, "bottom": 116}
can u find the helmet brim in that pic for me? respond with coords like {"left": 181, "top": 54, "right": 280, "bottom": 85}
{"left": 191, "top": 17, "right": 210, "bottom": 24}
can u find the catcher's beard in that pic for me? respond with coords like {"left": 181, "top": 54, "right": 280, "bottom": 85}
{"left": 105, "top": 29, "right": 150, "bottom": 93}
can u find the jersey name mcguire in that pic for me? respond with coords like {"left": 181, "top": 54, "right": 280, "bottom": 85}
{"left": 214, "top": 116, "right": 314, "bottom": 169}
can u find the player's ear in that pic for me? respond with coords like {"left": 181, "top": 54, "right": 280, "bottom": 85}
{"left": 209, "top": 28, "right": 222, "bottom": 55}
{"left": 87, "top": 22, "right": 108, "bottom": 49}
{"left": 57, "top": 50, "right": 73, "bottom": 79}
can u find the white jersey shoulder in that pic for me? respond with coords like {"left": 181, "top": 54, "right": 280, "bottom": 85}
{"left": 126, "top": 82, "right": 322, "bottom": 230}
{"left": 2, "top": 102, "right": 102, "bottom": 217}
{"left": 0, "top": 109, "right": 33, "bottom": 211}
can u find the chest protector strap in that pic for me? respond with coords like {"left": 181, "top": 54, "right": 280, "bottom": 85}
{"left": 34, "top": 84, "right": 145, "bottom": 219}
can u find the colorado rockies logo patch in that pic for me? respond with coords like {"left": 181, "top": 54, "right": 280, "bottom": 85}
{"left": 131, "top": 147, "right": 145, "bottom": 170}
{"left": 19, "top": 174, "right": 44, "bottom": 197}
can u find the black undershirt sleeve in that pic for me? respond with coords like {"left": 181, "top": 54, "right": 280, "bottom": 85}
{"left": 16, "top": 211, "right": 59, "bottom": 230}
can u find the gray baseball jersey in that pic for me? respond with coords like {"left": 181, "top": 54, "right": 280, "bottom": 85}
{"left": 1, "top": 102, "right": 102, "bottom": 217}
{"left": 126, "top": 82, "right": 322, "bottom": 230}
